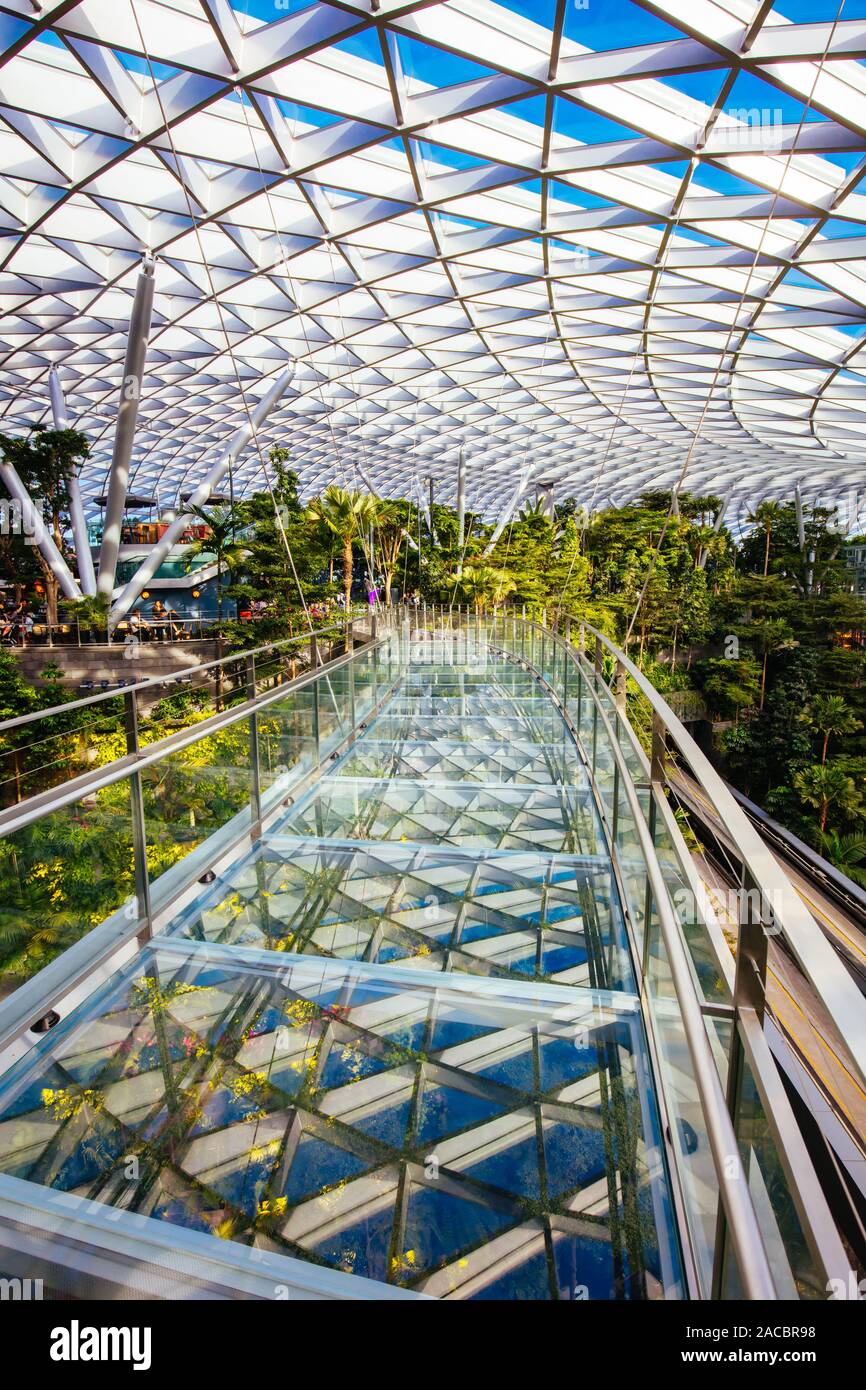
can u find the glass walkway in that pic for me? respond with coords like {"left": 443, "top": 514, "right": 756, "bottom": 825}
{"left": 0, "top": 617, "right": 860, "bottom": 1301}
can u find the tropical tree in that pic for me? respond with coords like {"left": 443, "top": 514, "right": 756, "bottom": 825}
{"left": 373, "top": 499, "right": 415, "bottom": 606}
{"left": 308, "top": 486, "right": 377, "bottom": 611}
{"left": 519, "top": 496, "right": 556, "bottom": 527}
{"left": 450, "top": 563, "right": 516, "bottom": 612}
{"left": 228, "top": 451, "right": 330, "bottom": 636}
{"left": 747, "top": 616, "right": 797, "bottom": 711}
{"left": 747, "top": 499, "right": 787, "bottom": 578}
{"left": 793, "top": 761, "right": 864, "bottom": 834}
{"left": 806, "top": 694, "right": 863, "bottom": 765}
{"left": 815, "top": 829, "right": 866, "bottom": 888}
{"left": 183, "top": 503, "right": 246, "bottom": 625}
{"left": 0, "top": 426, "right": 90, "bottom": 624}
{"left": 700, "top": 656, "right": 762, "bottom": 725}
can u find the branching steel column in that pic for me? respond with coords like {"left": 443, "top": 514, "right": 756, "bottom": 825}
{"left": 110, "top": 361, "right": 296, "bottom": 626}
{"left": 698, "top": 491, "right": 730, "bottom": 569}
{"left": 794, "top": 484, "right": 806, "bottom": 552}
{"left": 541, "top": 480, "right": 554, "bottom": 522}
{"left": 483, "top": 470, "right": 532, "bottom": 555}
{"left": 49, "top": 368, "right": 96, "bottom": 597}
{"left": 96, "top": 257, "right": 156, "bottom": 598}
{"left": 0, "top": 461, "right": 82, "bottom": 601}
{"left": 456, "top": 447, "right": 466, "bottom": 574}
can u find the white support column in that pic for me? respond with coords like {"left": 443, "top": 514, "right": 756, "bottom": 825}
{"left": 698, "top": 491, "right": 730, "bottom": 569}
{"left": 483, "top": 470, "right": 532, "bottom": 555}
{"left": 97, "top": 257, "right": 156, "bottom": 598}
{"left": 415, "top": 474, "right": 433, "bottom": 537}
{"left": 541, "top": 480, "right": 554, "bottom": 522}
{"left": 794, "top": 485, "right": 806, "bottom": 553}
{"left": 357, "top": 466, "right": 379, "bottom": 499}
{"left": 456, "top": 447, "right": 466, "bottom": 551}
{"left": 0, "top": 461, "right": 82, "bottom": 601}
{"left": 110, "top": 362, "right": 296, "bottom": 627}
{"left": 49, "top": 368, "right": 96, "bottom": 596}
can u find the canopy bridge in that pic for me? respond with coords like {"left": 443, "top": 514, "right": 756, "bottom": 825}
{"left": 0, "top": 613, "right": 862, "bottom": 1301}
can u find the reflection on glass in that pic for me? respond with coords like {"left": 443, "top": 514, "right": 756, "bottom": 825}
{"left": 0, "top": 946, "right": 683, "bottom": 1300}
{"left": 0, "top": 783, "right": 137, "bottom": 990}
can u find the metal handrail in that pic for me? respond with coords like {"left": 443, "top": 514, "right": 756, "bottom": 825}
{"left": 0, "top": 610, "right": 374, "bottom": 735}
{"left": 499, "top": 629, "right": 775, "bottom": 1295}
{"left": 0, "top": 631, "right": 386, "bottom": 839}
{"left": 487, "top": 610, "right": 854, "bottom": 1295}
{"left": 570, "top": 617, "right": 866, "bottom": 1096}
{"left": 0, "top": 631, "right": 398, "bottom": 1049}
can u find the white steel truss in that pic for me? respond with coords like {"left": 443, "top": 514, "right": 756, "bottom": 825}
{"left": 1, "top": 0, "right": 866, "bottom": 526}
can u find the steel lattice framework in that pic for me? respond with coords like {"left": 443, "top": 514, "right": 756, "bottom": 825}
{"left": 2, "top": 0, "right": 866, "bottom": 524}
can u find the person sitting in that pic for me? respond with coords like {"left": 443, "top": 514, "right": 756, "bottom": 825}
{"left": 151, "top": 599, "right": 167, "bottom": 639}
{"left": 164, "top": 604, "right": 181, "bottom": 640}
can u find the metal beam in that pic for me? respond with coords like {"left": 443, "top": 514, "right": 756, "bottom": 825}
{"left": 415, "top": 474, "right": 433, "bottom": 537}
{"left": 96, "top": 257, "right": 156, "bottom": 598}
{"left": 110, "top": 362, "right": 296, "bottom": 626}
{"left": 456, "top": 447, "right": 466, "bottom": 573}
{"left": 483, "top": 470, "right": 532, "bottom": 554}
{"left": 540, "top": 480, "right": 554, "bottom": 522}
{"left": 0, "top": 461, "right": 82, "bottom": 602}
{"left": 794, "top": 484, "right": 806, "bottom": 552}
{"left": 49, "top": 368, "right": 96, "bottom": 597}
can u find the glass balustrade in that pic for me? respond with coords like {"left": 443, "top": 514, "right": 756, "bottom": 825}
{"left": 0, "top": 616, "right": 844, "bottom": 1301}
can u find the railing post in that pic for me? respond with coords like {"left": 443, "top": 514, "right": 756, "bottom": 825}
{"left": 124, "top": 688, "right": 152, "bottom": 940}
{"left": 246, "top": 654, "right": 262, "bottom": 834}
{"left": 347, "top": 622, "right": 357, "bottom": 736}
{"left": 642, "top": 714, "right": 667, "bottom": 980}
{"left": 614, "top": 659, "right": 627, "bottom": 717}
{"left": 562, "top": 640, "right": 569, "bottom": 710}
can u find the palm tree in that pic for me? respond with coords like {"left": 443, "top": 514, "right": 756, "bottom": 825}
{"left": 806, "top": 694, "right": 863, "bottom": 765}
{"left": 747, "top": 616, "right": 796, "bottom": 710}
{"left": 793, "top": 762, "right": 863, "bottom": 834}
{"left": 183, "top": 503, "right": 246, "bottom": 625}
{"left": 747, "top": 499, "right": 787, "bottom": 578}
{"left": 373, "top": 499, "right": 414, "bottom": 606}
{"left": 450, "top": 563, "right": 516, "bottom": 612}
{"left": 308, "top": 486, "right": 377, "bottom": 611}
{"left": 815, "top": 830, "right": 866, "bottom": 889}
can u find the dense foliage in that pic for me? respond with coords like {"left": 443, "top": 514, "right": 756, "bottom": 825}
{"left": 0, "top": 445, "right": 864, "bottom": 986}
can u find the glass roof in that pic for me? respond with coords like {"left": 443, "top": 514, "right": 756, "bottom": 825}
{"left": 2, "top": 0, "right": 866, "bottom": 519}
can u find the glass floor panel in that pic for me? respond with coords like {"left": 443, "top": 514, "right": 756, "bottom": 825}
{"left": 365, "top": 714, "right": 571, "bottom": 743}
{"left": 333, "top": 738, "right": 584, "bottom": 785}
{"left": 169, "top": 838, "right": 634, "bottom": 991}
{"left": 0, "top": 944, "right": 683, "bottom": 1299}
{"left": 400, "top": 672, "right": 542, "bottom": 692}
{"left": 385, "top": 696, "right": 553, "bottom": 717}
{"left": 0, "top": 647, "right": 686, "bottom": 1299}
{"left": 279, "top": 777, "right": 604, "bottom": 855}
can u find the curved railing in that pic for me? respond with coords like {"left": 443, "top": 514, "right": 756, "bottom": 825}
{"left": 0, "top": 609, "right": 377, "bottom": 808}
{"left": 0, "top": 621, "right": 397, "bottom": 1049}
{"left": 0, "top": 602, "right": 861, "bottom": 1299}
{"left": 476, "top": 609, "right": 864, "bottom": 1299}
